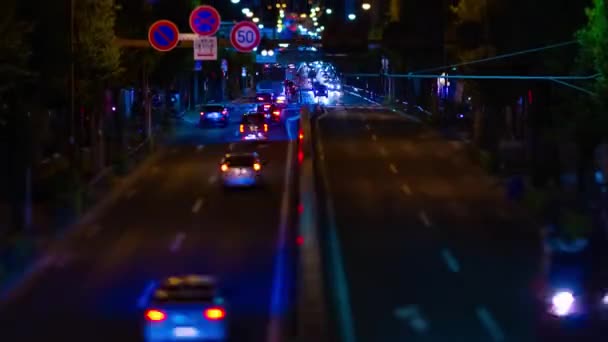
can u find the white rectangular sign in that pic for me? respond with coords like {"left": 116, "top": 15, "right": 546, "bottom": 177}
{"left": 194, "top": 36, "right": 217, "bottom": 61}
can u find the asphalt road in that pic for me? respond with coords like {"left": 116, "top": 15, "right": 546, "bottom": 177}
{"left": 317, "top": 93, "right": 548, "bottom": 341}
{"left": 0, "top": 104, "right": 298, "bottom": 341}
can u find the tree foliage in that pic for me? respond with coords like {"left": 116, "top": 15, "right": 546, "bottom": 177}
{"left": 0, "top": 0, "right": 34, "bottom": 98}
{"left": 577, "top": 0, "right": 608, "bottom": 97}
{"left": 75, "top": 0, "right": 122, "bottom": 104}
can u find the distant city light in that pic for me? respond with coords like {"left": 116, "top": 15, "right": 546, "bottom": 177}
{"left": 348, "top": 13, "right": 356, "bottom": 20}
{"left": 258, "top": 24, "right": 264, "bottom": 29}
{"left": 326, "top": 8, "right": 332, "bottom": 15}
{"left": 252, "top": 17, "right": 259, "bottom": 23}
{"left": 315, "top": 7, "right": 321, "bottom": 11}
{"left": 246, "top": 11, "right": 254, "bottom": 17}
{"left": 362, "top": 3, "right": 371, "bottom": 10}
{"left": 230, "top": 0, "right": 240, "bottom": 3}
{"left": 241, "top": 8, "right": 249, "bottom": 14}
{"left": 300, "top": 13, "right": 307, "bottom": 18}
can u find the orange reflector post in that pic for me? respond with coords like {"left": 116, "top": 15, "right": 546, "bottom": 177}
{"left": 264, "top": 124, "right": 268, "bottom": 132}
{"left": 239, "top": 124, "right": 244, "bottom": 133}
{"left": 253, "top": 163, "right": 261, "bottom": 171}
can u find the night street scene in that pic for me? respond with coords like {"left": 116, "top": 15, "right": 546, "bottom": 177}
{"left": 1, "top": 0, "right": 608, "bottom": 341}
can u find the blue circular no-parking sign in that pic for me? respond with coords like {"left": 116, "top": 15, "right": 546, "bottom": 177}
{"left": 148, "top": 20, "right": 179, "bottom": 52}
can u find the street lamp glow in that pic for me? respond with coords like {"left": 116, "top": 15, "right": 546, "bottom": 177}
{"left": 261, "top": 50, "right": 268, "bottom": 56}
{"left": 241, "top": 8, "right": 249, "bottom": 14}
{"left": 313, "top": 21, "right": 318, "bottom": 26}
{"left": 246, "top": 11, "right": 253, "bottom": 18}
{"left": 300, "top": 13, "right": 307, "bottom": 18}
{"left": 276, "top": 3, "right": 281, "bottom": 8}
{"left": 315, "top": 7, "right": 321, "bottom": 11}
{"left": 326, "top": 8, "right": 332, "bottom": 14}
{"left": 268, "top": 50, "right": 274, "bottom": 56}
{"left": 312, "top": 17, "right": 317, "bottom": 21}
{"left": 362, "top": 3, "right": 371, "bottom": 10}
{"left": 348, "top": 13, "right": 356, "bottom": 20}
{"left": 252, "top": 17, "right": 259, "bottom": 23}
{"left": 282, "top": 4, "right": 287, "bottom": 8}
{"left": 258, "top": 24, "right": 264, "bottom": 29}
{"left": 230, "top": 0, "right": 240, "bottom": 3}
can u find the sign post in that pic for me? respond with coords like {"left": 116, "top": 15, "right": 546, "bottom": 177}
{"left": 194, "top": 36, "right": 218, "bottom": 61}
{"left": 230, "top": 21, "right": 261, "bottom": 53}
{"left": 148, "top": 20, "right": 180, "bottom": 52}
{"left": 189, "top": 5, "right": 221, "bottom": 36}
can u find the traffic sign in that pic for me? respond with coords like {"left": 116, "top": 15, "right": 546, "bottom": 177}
{"left": 148, "top": 20, "right": 180, "bottom": 52}
{"left": 194, "top": 36, "right": 218, "bottom": 61}
{"left": 189, "top": 5, "right": 221, "bottom": 36}
{"left": 230, "top": 21, "right": 261, "bottom": 53}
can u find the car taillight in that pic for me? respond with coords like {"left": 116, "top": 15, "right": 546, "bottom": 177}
{"left": 272, "top": 110, "right": 280, "bottom": 116}
{"left": 264, "top": 124, "right": 268, "bottom": 132}
{"left": 200, "top": 112, "right": 205, "bottom": 116}
{"left": 204, "top": 307, "right": 225, "bottom": 320}
{"left": 299, "top": 131, "right": 304, "bottom": 140}
{"left": 221, "top": 164, "right": 228, "bottom": 172}
{"left": 264, "top": 104, "right": 271, "bottom": 110}
{"left": 239, "top": 124, "right": 244, "bottom": 133}
{"left": 222, "top": 109, "right": 228, "bottom": 115}
{"left": 253, "top": 163, "right": 261, "bottom": 171}
{"left": 145, "top": 309, "right": 166, "bottom": 322}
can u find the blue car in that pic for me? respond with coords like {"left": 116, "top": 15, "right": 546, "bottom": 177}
{"left": 142, "top": 275, "right": 227, "bottom": 342}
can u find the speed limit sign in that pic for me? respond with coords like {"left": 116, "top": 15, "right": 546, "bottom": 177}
{"left": 230, "top": 21, "right": 261, "bottom": 53}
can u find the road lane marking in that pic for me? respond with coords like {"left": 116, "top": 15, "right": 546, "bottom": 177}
{"left": 125, "top": 189, "right": 137, "bottom": 199}
{"left": 169, "top": 232, "right": 186, "bottom": 252}
{"left": 476, "top": 306, "right": 505, "bottom": 341}
{"left": 441, "top": 248, "right": 460, "bottom": 272}
{"left": 208, "top": 175, "right": 218, "bottom": 184}
{"left": 191, "top": 198, "right": 204, "bottom": 213}
{"left": 371, "top": 134, "right": 377, "bottom": 141}
{"left": 151, "top": 166, "right": 160, "bottom": 175}
{"left": 394, "top": 305, "right": 430, "bottom": 334}
{"left": 267, "top": 133, "right": 295, "bottom": 342}
{"left": 379, "top": 146, "right": 388, "bottom": 157}
{"left": 365, "top": 124, "right": 371, "bottom": 130}
{"left": 401, "top": 184, "right": 412, "bottom": 195}
{"left": 419, "top": 211, "right": 431, "bottom": 226}
{"left": 229, "top": 143, "right": 235, "bottom": 151}
{"left": 196, "top": 144, "right": 205, "bottom": 151}
{"left": 137, "top": 281, "right": 158, "bottom": 308}
{"left": 389, "top": 163, "right": 398, "bottom": 174}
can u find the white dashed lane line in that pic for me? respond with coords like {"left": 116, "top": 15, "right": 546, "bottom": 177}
{"left": 371, "top": 134, "right": 377, "bottom": 141}
{"left": 440, "top": 248, "right": 460, "bottom": 273}
{"left": 192, "top": 198, "right": 204, "bottom": 213}
{"left": 401, "top": 184, "right": 412, "bottom": 195}
{"left": 419, "top": 210, "right": 431, "bottom": 227}
{"left": 476, "top": 306, "right": 505, "bottom": 341}
{"left": 169, "top": 232, "right": 186, "bottom": 253}
{"left": 389, "top": 163, "right": 398, "bottom": 174}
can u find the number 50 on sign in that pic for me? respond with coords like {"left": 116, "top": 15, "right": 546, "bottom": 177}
{"left": 230, "top": 21, "right": 261, "bottom": 53}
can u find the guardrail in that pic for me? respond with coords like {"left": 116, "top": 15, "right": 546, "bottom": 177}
{"left": 296, "top": 106, "right": 329, "bottom": 341}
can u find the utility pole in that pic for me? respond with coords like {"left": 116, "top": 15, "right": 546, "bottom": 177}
{"left": 70, "top": 0, "right": 76, "bottom": 152}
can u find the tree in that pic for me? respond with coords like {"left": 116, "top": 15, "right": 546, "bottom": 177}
{"left": 0, "top": 0, "right": 34, "bottom": 99}
{"left": 577, "top": 0, "right": 608, "bottom": 98}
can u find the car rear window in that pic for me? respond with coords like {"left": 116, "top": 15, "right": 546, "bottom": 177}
{"left": 201, "top": 106, "right": 224, "bottom": 112}
{"left": 153, "top": 284, "right": 216, "bottom": 303}
{"left": 242, "top": 114, "right": 264, "bottom": 124}
{"left": 225, "top": 156, "right": 256, "bottom": 167}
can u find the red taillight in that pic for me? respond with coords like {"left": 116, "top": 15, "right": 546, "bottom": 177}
{"left": 264, "top": 104, "right": 271, "bottom": 110}
{"left": 239, "top": 124, "right": 244, "bottom": 133}
{"left": 298, "top": 132, "right": 304, "bottom": 140}
{"left": 272, "top": 110, "right": 280, "bottom": 116}
{"left": 204, "top": 307, "right": 225, "bottom": 320}
{"left": 145, "top": 309, "right": 166, "bottom": 322}
{"left": 264, "top": 124, "right": 268, "bottom": 132}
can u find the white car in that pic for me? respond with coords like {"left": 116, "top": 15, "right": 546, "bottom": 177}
{"left": 220, "top": 152, "right": 265, "bottom": 188}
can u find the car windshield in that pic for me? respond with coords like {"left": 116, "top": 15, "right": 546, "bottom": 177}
{"left": 242, "top": 114, "right": 264, "bottom": 124}
{"left": 201, "top": 106, "right": 223, "bottom": 112}
{"left": 225, "top": 156, "right": 255, "bottom": 167}
{"left": 153, "top": 284, "right": 216, "bottom": 303}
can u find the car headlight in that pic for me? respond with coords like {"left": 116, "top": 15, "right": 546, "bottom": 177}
{"left": 602, "top": 293, "right": 608, "bottom": 305}
{"left": 551, "top": 291, "right": 575, "bottom": 316}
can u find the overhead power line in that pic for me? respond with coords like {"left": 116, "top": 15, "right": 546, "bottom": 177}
{"left": 410, "top": 40, "right": 578, "bottom": 74}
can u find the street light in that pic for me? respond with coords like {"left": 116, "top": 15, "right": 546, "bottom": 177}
{"left": 252, "top": 17, "right": 259, "bottom": 23}
{"left": 348, "top": 13, "right": 356, "bottom": 20}
{"left": 300, "top": 13, "right": 307, "bottom": 18}
{"left": 326, "top": 8, "right": 332, "bottom": 14}
{"left": 241, "top": 8, "right": 249, "bottom": 14}
{"left": 362, "top": 3, "right": 371, "bottom": 10}
{"left": 258, "top": 24, "right": 264, "bottom": 29}
{"left": 246, "top": 11, "right": 253, "bottom": 17}
{"left": 230, "top": 0, "right": 240, "bottom": 3}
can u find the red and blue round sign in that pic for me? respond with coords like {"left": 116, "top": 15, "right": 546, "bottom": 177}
{"left": 230, "top": 21, "right": 261, "bottom": 53}
{"left": 148, "top": 20, "right": 180, "bottom": 52}
{"left": 189, "top": 5, "right": 221, "bottom": 36}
